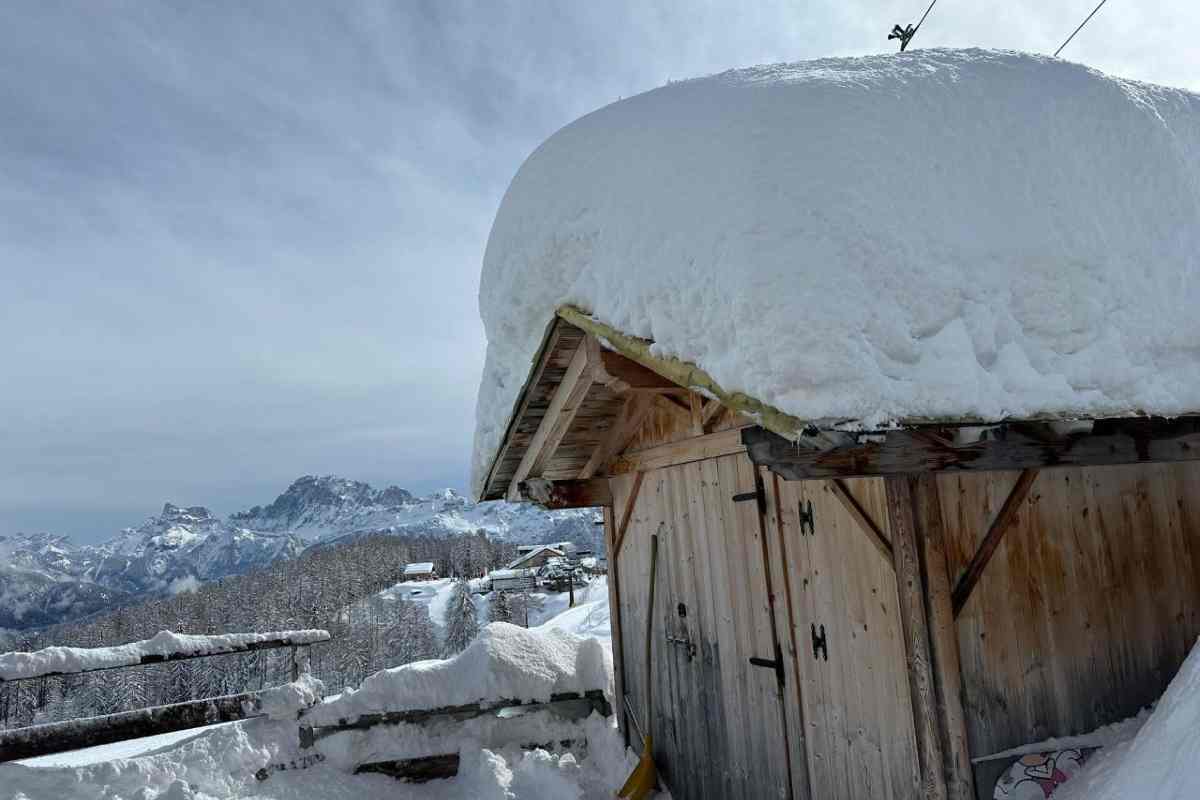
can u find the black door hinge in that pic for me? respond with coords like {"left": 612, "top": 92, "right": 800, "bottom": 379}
{"left": 748, "top": 641, "right": 786, "bottom": 687}
{"left": 811, "top": 623, "right": 828, "bottom": 661}
{"left": 732, "top": 473, "right": 767, "bottom": 516}
{"left": 798, "top": 499, "right": 815, "bottom": 535}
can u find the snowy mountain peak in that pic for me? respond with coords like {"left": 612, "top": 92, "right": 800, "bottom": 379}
{"left": 159, "top": 503, "right": 216, "bottom": 524}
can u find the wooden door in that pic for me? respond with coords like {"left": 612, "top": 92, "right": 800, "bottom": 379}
{"left": 611, "top": 453, "right": 792, "bottom": 800}
{"left": 763, "top": 474, "right": 923, "bottom": 800}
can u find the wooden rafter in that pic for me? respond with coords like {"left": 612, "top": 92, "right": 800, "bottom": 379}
{"left": 593, "top": 348, "right": 679, "bottom": 392}
{"left": 518, "top": 477, "right": 613, "bottom": 509}
{"left": 827, "top": 479, "right": 893, "bottom": 564}
{"left": 580, "top": 395, "right": 654, "bottom": 479}
{"left": 689, "top": 394, "right": 704, "bottom": 437}
{"left": 951, "top": 469, "right": 1040, "bottom": 617}
{"left": 506, "top": 339, "right": 597, "bottom": 501}
{"left": 700, "top": 399, "right": 724, "bottom": 432}
{"left": 609, "top": 427, "right": 748, "bottom": 476}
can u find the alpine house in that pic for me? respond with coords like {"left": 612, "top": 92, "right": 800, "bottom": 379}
{"left": 471, "top": 49, "right": 1200, "bottom": 800}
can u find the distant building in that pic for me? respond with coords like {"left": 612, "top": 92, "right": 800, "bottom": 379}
{"left": 402, "top": 561, "right": 437, "bottom": 581}
{"left": 488, "top": 567, "right": 538, "bottom": 592}
{"left": 504, "top": 545, "right": 564, "bottom": 571}
{"left": 515, "top": 540, "right": 576, "bottom": 556}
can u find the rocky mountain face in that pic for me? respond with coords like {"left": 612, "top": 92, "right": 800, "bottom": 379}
{"left": 0, "top": 477, "right": 599, "bottom": 631}
{"left": 233, "top": 476, "right": 599, "bottom": 547}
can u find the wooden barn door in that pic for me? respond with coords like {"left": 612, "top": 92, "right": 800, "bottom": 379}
{"left": 611, "top": 452, "right": 793, "bottom": 800}
{"left": 763, "top": 474, "right": 923, "bottom": 800}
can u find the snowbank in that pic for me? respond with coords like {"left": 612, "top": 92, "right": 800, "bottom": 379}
{"left": 1054, "top": 637, "right": 1200, "bottom": 799}
{"left": 0, "top": 629, "right": 330, "bottom": 681}
{"left": 471, "top": 48, "right": 1200, "bottom": 496}
{"left": 305, "top": 622, "right": 611, "bottom": 726}
{"left": 255, "top": 674, "right": 326, "bottom": 721}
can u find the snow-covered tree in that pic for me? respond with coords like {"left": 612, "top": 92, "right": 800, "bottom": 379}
{"left": 442, "top": 580, "right": 479, "bottom": 656}
{"left": 488, "top": 591, "right": 514, "bottom": 625}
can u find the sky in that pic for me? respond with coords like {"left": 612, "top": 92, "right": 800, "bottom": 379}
{"left": 1, "top": 1, "right": 1197, "bottom": 544}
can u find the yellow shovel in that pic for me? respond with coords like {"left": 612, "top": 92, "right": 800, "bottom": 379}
{"left": 618, "top": 533, "right": 659, "bottom": 800}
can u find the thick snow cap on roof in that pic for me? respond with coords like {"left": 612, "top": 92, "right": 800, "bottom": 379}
{"left": 471, "top": 48, "right": 1200, "bottom": 497}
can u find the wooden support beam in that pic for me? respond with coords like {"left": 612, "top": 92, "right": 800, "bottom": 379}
{"left": 743, "top": 417, "right": 1200, "bottom": 481}
{"left": 700, "top": 399, "right": 724, "bottom": 432}
{"left": 689, "top": 394, "right": 705, "bottom": 437}
{"left": 611, "top": 471, "right": 645, "bottom": 560}
{"left": 580, "top": 394, "right": 655, "bottom": 479}
{"left": 609, "top": 427, "right": 747, "bottom": 476}
{"left": 885, "top": 476, "right": 949, "bottom": 800}
{"left": 0, "top": 689, "right": 277, "bottom": 762}
{"left": 518, "top": 477, "right": 613, "bottom": 509}
{"left": 654, "top": 393, "right": 692, "bottom": 422}
{"left": 594, "top": 348, "right": 680, "bottom": 391}
{"left": 506, "top": 339, "right": 597, "bottom": 501}
{"left": 827, "top": 479, "right": 893, "bottom": 564}
{"left": 912, "top": 475, "right": 976, "bottom": 800}
{"left": 951, "top": 469, "right": 1040, "bottom": 617}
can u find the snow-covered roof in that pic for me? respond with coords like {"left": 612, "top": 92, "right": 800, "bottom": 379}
{"left": 505, "top": 546, "right": 564, "bottom": 570}
{"left": 471, "top": 48, "right": 1200, "bottom": 497}
{"left": 403, "top": 561, "right": 436, "bottom": 575}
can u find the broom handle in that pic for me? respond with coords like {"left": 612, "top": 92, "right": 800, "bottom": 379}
{"left": 644, "top": 533, "right": 659, "bottom": 742}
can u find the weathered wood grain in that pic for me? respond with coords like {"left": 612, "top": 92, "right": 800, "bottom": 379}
{"left": 885, "top": 476, "right": 949, "bottom": 800}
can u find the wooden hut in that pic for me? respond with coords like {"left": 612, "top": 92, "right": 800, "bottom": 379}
{"left": 475, "top": 307, "right": 1200, "bottom": 800}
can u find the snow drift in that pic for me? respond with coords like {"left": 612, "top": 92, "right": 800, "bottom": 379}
{"left": 305, "top": 622, "right": 612, "bottom": 726}
{"left": 471, "top": 48, "right": 1200, "bottom": 496}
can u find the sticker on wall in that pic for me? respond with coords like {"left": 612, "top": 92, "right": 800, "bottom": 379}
{"left": 993, "top": 748, "right": 1095, "bottom": 799}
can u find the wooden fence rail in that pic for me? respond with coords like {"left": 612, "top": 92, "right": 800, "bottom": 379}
{"left": 0, "top": 689, "right": 274, "bottom": 762}
{"left": 0, "top": 631, "right": 331, "bottom": 684}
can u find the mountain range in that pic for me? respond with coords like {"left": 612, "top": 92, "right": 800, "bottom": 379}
{"left": 0, "top": 476, "right": 598, "bottom": 631}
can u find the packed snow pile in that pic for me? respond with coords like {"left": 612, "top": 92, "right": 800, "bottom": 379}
{"left": 255, "top": 673, "right": 326, "bottom": 721}
{"left": 472, "top": 47, "right": 1200, "bottom": 495}
{"left": 0, "top": 600, "right": 629, "bottom": 800}
{"left": 1052, "top": 636, "right": 1200, "bottom": 799}
{"left": 0, "top": 629, "right": 329, "bottom": 681}
{"left": 306, "top": 622, "right": 612, "bottom": 726}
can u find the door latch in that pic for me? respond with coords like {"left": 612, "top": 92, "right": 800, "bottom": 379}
{"left": 667, "top": 634, "right": 697, "bottom": 661}
{"left": 749, "top": 642, "right": 786, "bottom": 687}
{"left": 798, "top": 499, "right": 815, "bottom": 535}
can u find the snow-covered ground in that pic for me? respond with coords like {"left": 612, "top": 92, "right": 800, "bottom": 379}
{"left": 2, "top": 581, "right": 626, "bottom": 800}
{"left": 370, "top": 576, "right": 609, "bottom": 634}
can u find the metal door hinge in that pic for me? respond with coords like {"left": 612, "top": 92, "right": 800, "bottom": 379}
{"left": 798, "top": 499, "right": 815, "bottom": 535}
{"left": 811, "top": 623, "right": 828, "bottom": 661}
{"left": 732, "top": 474, "right": 767, "bottom": 515}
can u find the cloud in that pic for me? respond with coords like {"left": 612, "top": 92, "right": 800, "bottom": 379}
{"left": 0, "top": 1, "right": 1195, "bottom": 542}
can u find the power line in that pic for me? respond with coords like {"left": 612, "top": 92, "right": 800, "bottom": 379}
{"left": 1054, "top": 0, "right": 1111, "bottom": 58}
{"left": 889, "top": 0, "right": 939, "bottom": 52}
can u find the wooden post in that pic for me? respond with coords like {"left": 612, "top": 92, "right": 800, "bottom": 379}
{"left": 604, "top": 505, "right": 630, "bottom": 746}
{"left": 884, "top": 476, "right": 949, "bottom": 800}
{"left": 911, "top": 475, "right": 976, "bottom": 800}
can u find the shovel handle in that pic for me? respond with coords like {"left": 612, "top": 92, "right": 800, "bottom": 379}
{"left": 643, "top": 533, "right": 659, "bottom": 741}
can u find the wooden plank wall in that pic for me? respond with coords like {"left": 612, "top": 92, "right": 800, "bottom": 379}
{"left": 935, "top": 462, "right": 1200, "bottom": 785}
{"left": 764, "top": 476, "right": 922, "bottom": 800}
{"left": 611, "top": 455, "right": 791, "bottom": 800}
